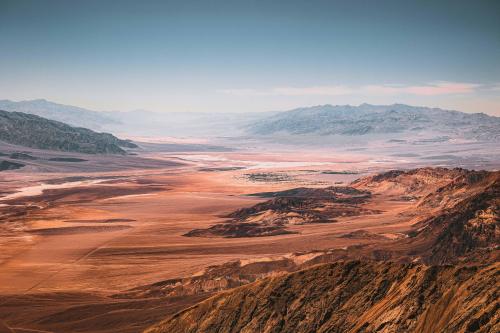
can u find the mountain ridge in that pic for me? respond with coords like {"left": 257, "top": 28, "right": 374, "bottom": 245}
{"left": 145, "top": 261, "right": 499, "bottom": 333}
{"left": 246, "top": 103, "right": 500, "bottom": 141}
{"left": 0, "top": 110, "right": 137, "bottom": 154}
{"left": 3, "top": 99, "right": 499, "bottom": 141}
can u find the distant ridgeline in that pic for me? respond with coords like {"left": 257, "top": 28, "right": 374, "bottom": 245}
{"left": 247, "top": 104, "right": 500, "bottom": 141}
{"left": 2, "top": 99, "right": 499, "bottom": 142}
{"left": 0, "top": 110, "right": 137, "bottom": 154}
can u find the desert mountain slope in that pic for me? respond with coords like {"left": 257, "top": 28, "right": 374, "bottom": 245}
{"left": 351, "top": 167, "right": 470, "bottom": 196}
{"left": 145, "top": 260, "right": 499, "bottom": 333}
{"left": 348, "top": 168, "right": 500, "bottom": 264}
{"left": 147, "top": 168, "right": 499, "bottom": 333}
{"left": 0, "top": 110, "right": 136, "bottom": 154}
{"left": 247, "top": 103, "right": 500, "bottom": 141}
{"left": 404, "top": 172, "right": 499, "bottom": 265}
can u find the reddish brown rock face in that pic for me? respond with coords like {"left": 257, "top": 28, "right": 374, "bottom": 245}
{"left": 145, "top": 261, "right": 499, "bottom": 333}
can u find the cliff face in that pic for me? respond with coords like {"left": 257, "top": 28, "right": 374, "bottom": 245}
{"left": 146, "top": 261, "right": 499, "bottom": 333}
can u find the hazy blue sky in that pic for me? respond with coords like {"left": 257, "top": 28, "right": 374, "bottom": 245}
{"left": 1, "top": 0, "right": 499, "bottom": 114}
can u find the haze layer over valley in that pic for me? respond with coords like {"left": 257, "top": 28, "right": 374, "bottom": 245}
{"left": 2, "top": 99, "right": 498, "bottom": 173}
{"left": 2, "top": 99, "right": 499, "bottom": 142}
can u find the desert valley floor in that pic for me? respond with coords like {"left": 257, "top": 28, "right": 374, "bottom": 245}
{"left": 0, "top": 143, "right": 498, "bottom": 333}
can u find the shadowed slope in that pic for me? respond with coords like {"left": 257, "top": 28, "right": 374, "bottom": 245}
{"left": 0, "top": 110, "right": 136, "bottom": 154}
{"left": 145, "top": 260, "right": 499, "bottom": 333}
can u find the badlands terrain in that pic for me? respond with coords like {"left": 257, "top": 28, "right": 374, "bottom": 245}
{"left": 0, "top": 103, "right": 498, "bottom": 333}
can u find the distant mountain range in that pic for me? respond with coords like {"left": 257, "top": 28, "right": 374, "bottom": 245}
{"left": 247, "top": 103, "right": 500, "bottom": 141}
{"left": 0, "top": 99, "right": 274, "bottom": 136}
{"left": 1, "top": 99, "right": 499, "bottom": 142}
{"left": 0, "top": 110, "right": 136, "bottom": 154}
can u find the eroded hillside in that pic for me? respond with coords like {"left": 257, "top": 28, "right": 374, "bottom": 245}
{"left": 146, "top": 168, "right": 500, "bottom": 333}
{"left": 146, "top": 261, "right": 499, "bottom": 333}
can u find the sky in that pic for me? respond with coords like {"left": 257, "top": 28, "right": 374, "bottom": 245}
{"left": 1, "top": 0, "right": 499, "bottom": 115}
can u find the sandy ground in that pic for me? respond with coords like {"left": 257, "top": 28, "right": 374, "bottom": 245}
{"left": 0, "top": 151, "right": 416, "bottom": 295}
{"left": 0, "top": 146, "right": 496, "bottom": 332}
